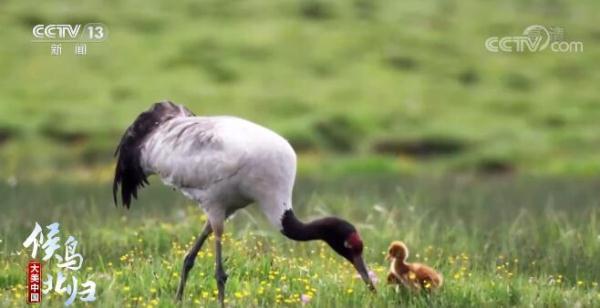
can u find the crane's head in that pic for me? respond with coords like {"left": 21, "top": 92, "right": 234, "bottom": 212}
{"left": 319, "top": 218, "right": 376, "bottom": 292}
{"left": 280, "top": 210, "right": 376, "bottom": 292}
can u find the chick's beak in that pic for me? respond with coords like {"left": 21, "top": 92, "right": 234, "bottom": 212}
{"left": 352, "top": 255, "right": 376, "bottom": 292}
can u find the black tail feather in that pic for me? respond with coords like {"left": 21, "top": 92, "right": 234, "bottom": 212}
{"left": 113, "top": 129, "right": 149, "bottom": 208}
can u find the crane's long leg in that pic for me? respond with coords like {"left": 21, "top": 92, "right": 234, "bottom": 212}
{"left": 176, "top": 221, "right": 212, "bottom": 301}
{"left": 210, "top": 219, "right": 227, "bottom": 307}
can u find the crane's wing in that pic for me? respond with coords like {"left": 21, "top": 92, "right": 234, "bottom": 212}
{"left": 137, "top": 116, "right": 248, "bottom": 202}
{"left": 113, "top": 101, "right": 194, "bottom": 208}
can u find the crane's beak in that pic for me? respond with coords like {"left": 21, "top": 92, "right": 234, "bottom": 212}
{"left": 352, "top": 255, "right": 376, "bottom": 292}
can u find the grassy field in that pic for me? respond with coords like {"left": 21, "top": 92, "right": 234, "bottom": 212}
{"left": 1, "top": 0, "right": 600, "bottom": 307}
{"left": 1, "top": 0, "right": 600, "bottom": 177}
{"left": 1, "top": 176, "right": 599, "bottom": 307}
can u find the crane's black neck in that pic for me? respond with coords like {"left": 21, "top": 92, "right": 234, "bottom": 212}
{"left": 280, "top": 210, "right": 357, "bottom": 243}
{"left": 280, "top": 210, "right": 320, "bottom": 241}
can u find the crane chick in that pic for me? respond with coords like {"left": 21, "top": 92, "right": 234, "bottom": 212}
{"left": 386, "top": 241, "right": 443, "bottom": 292}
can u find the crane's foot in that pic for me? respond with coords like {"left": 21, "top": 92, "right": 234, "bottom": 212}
{"left": 175, "top": 253, "right": 196, "bottom": 301}
{"left": 216, "top": 271, "right": 228, "bottom": 307}
{"left": 175, "top": 288, "right": 184, "bottom": 302}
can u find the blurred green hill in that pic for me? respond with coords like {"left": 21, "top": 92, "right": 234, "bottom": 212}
{"left": 0, "top": 0, "right": 599, "bottom": 178}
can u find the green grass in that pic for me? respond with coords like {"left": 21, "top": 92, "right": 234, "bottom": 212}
{"left": 1, "top": 0, "right": 599, "bottom": 307}
{"left": 1, "top": 175, "right": 599, "bottom": 307}
{"left": 1, "top": 0, "right": 600, "bottom": 176}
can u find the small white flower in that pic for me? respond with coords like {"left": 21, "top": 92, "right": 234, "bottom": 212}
{"left": 6, "top": 176, "right": 17, "bottom": 188}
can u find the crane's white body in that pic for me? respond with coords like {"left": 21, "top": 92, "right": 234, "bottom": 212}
{"left": 114, "top": 102, "right": 374, "bottom": 303}
{"left": 141, "top": 116, "right": 296, "bottom": 228}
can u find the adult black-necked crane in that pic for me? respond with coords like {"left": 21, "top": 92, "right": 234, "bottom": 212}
{"left": 113, "top": 101, "right": 375, "bottom": 305}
